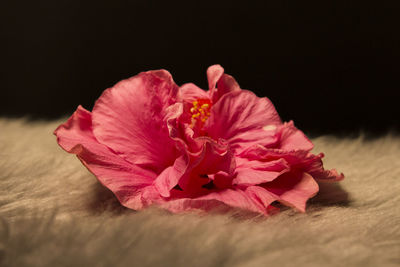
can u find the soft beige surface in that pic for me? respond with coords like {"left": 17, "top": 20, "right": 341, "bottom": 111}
{"left": 0, "top": 118, "right": 399, "bottom": 267}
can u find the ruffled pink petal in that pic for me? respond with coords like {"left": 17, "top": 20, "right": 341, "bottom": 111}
{"left": 206, "top": 64, "right": 224, "bottom": 92}
{"left": 205, "top": 90, "right": 282, "bottom": 154}
{"left": 306, "top": 153, "right": 345, "bottom": 182}
{"left": 277, "top": 121, "right": 314, "bottom": 152}
{"left": 211, "top": 171, "right": 235, "bottom": 189}
{"left": 240, "top": 145, "right": 344, "bottom": 183}
{"left": 233, "top": 158, "right": 290, "bottom": 185}
{"left": 244, "top": 186, "right": 277, "bottom": 210}
{"left": 91, "top": 70, "right": 180, "bottom": 174}
{"left": 161, "top": 188, "right": 267, "bottom": 215}
{"left": 215, "top": 73, "right": 241, "bottom": 99}
{"left": 178, "top": 140, "right": 236, "bottom": 193}
{"left": 192, "top": 139, "right": 235, "bottom": 175}
{"left": 163, "top": 103, "right": 236, "bottom": 196}
{"left": 222, "top": 128, "right": 280, "bottom": 155}
{"left": 164, "top": 102, "right": 194, "bottom": 152}
{"left": 54, "top": 106, "right": 156, "bottom": 210}
{"left": 239, "top": 145, "right": 311, "bottom": 166}
{"left": 313, "top": 168, "right": 344, "bottom": 182}
{"left": 180, "top": 83, "right": 210, "bottom": 103}
{"left": 206, "top": 64, "right": 242, "bottom": 103}
{"left": 263, "top": 172, "right": 319, "bottom": 212}
{"left": 154, "top": 155, "right": 189, "bottom": 197}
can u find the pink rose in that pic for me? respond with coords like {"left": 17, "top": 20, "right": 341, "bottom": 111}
{"left": 54, "top": 65, "right": 344, "bottom": 216}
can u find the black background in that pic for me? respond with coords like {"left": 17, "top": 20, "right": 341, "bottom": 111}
{"left": 1, "top": 1, "right": 399, "bottom": 135}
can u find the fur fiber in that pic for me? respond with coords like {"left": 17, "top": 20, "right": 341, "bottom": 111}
{"left": 0, "top": 118, "right": 399, "bottom": 267}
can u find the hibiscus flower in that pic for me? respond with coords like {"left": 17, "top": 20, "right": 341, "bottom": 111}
{"left": 54, "top": 65, "right": 344, "bottom": 216}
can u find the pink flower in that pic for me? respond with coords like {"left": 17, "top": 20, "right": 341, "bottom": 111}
{"left": 54, "top": 65, "right": 344, "bottom": 216}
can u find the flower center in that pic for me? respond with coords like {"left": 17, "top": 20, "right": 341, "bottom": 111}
{"left": 189, "top": 99, "right": 212, "bottom": 129}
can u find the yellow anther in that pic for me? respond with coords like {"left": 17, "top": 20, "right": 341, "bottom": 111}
{"left": 189, "top": 98, "right": 212, "bottom": 129}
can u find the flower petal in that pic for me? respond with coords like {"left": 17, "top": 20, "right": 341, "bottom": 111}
{"left": 154, "top": 155, "right": 189, "bottom": 197}
{"left": 205, "top": 90, "right": 282, "bottom": 154}
{"left": 234, "top": 158, "right": 290, "bottom": 185}
{"left": 211, "top": 171, "right": 234, "bottom": 189}
{"left": 223, "top": 128, "right": 280, "bottom": 154}
{"left": 206, "top": 64, "right": 241, "bottom": 103}
{"left": 278, "top": 121, "right": 314, "bottom": 152}
{"left": 239, "top": 145, "right": 312, "bottom": 166}
{"left": 206, "top": 64, "right": 224, "bottom": 92}
{"left": 215, "top": 73, "right": 241, "bottom": 98}
{"left": 92, "top": 70, "right": 180, "bottom": 174}
{"left": 306, "top": 153, "right": 345, "bottom": 182}
{"left": 162, "top": 188, "right": 267, "bottom": 215}
{"left": 179, "top": 83, "right": 209, "bottom": 103}
{"left": 54, "top": 106, "right": 156, "bottom": 210}
{"left": 263, "top": 171, "right": 319, "bottom": 212}
{"left": 244, "top": 186, "right": 277, "bottom": 209}
{"left": 178, "top": 139, "right": 236, "bottom": 193}
{"left": 165, "top": 103, "right": 236, "bottom": 195}
{"left": 240, "top": 145, "right": 344, "bottom": 183}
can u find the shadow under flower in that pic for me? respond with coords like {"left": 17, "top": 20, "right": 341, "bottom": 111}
{"left": 308, "top": 182, "right": 350, "bottom": 208}
{"left": 85, "top": 175, "right": 350, "bottom": 219}
{"left": 86, "top": 182, "right": 133, "bottom": 216}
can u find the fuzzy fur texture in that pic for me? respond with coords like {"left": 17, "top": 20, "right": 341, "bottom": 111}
{"left": 0, "top": 118, "right": 399, "bottom": 267}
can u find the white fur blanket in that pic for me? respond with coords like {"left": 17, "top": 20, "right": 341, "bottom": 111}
{"left": 0, "top": 118, "right": 399, "bottom": 267}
